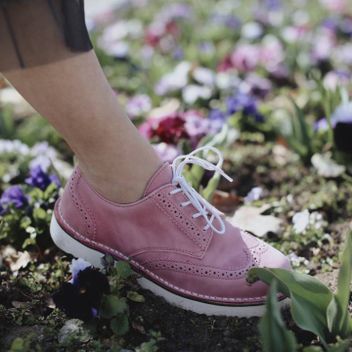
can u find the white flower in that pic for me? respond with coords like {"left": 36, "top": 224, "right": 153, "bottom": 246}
{"left": 215, "top": 72, "right": 241, "bottom": 90}
{"left": 182, "top": 85, "right": 212, "bottom": 104}
{"left": 104, "top": 41, "right": 130, "bottom": 58}
{"left": 334, "top": 43, "right": 352, "bottom": 66}
{"left": 241, "top": 22, "right": 263, "bottom": 40}
{"left": 29, "top": 155, "right": 52, "bottom": 172}
{"left": 244, "top": 187, "right": 263, "bottom": 203}
{"left": 29, "top": 142, "right": 59, "bottom": 171}
{"left": 101, "top": 20, "right": 143, "bottom": 42}
{"left": 155, "top": 61, "right": 191, "bottom": 95}
{"left": 0, "top": 139, "right": 30, "bottom": 155}
{"left": 192, "top": 67, "right": 215, "bottom": 87}
{"left": 126, "top": 94, "right": 152, "bottom": 118}
{"left": 292, "top": 209, "right": 310, "bottom": 234}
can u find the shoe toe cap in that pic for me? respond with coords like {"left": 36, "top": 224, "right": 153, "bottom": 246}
{"left": 259, "top": 245, "right": 291, "bottom": 271}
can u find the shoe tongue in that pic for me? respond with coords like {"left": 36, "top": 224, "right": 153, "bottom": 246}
{"left": 143, "top": 162, "right": 173, "bottom": 196}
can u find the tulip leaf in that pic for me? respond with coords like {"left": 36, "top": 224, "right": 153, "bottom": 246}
{"left": 201, "top": 172, "right": 220, "bottom": 201}
{"left": 249, "top": 267, "right": 333, "bottom": 345}
{"left": 328, "top": 231, "right": 352, "bottom": 337}
{"left": 259, "top": 279, "right": 297, "bottom": 352}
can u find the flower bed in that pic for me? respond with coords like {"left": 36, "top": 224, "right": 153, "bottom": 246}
{"left": 1, "top": 0, "right": 352, "bottom": 351}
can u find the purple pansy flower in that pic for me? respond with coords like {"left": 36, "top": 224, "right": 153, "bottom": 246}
{"left": 263, "top": 0, "right": 282, "bottom": 10}
{"left": 25, "top": 165, "right": 61, "bottom": 190}
{"left": 53, "top": 259, "right": 110, "bottom": 321}
{"left": 226, "top": 92, "right": 265, "bottom": 122}
{"left": 0, "top": 203, "right": 5, "bottom": 216}
{"left": 208, "top": 109, "right": 228, "bottom": 133}
{"left": 315, "top": 102, "right": 352, "bottom": 152}
{"left": 340, "top": 17, "right": 352, "bottom": 36}
{"left": 0, "top": 186, "right": 29, "bottom": 212}
{"left": 211, "top": 14, "right": 241, "bottom": 29}
{"left": 331, "top": 102, "right": 352, "bottom": 125}
{"left": 314, "top": 118, "right": 329, "bottom": 131}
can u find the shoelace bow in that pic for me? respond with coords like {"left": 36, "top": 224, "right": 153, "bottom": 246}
{"left": 170, "top": 146, "right": 233, "bottom": 235}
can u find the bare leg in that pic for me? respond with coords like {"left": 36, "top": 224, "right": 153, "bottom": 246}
{"left": 3, "top": 52, "right": 162, "bottom": 203}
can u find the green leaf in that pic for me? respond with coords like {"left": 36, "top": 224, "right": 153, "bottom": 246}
{"left": 188, "top": 164, "right": 205, "bottom": 189}
{"left": 302, "top": 347, "right": 323, "bottom": 352}
{"left": 249, "top": 268, "right": 333, "bottom": 345}
{"left": 201, "top": 173, "right": 220, "bottom": 201}
{"left": 110, "top": 314, "right": 129, "bottom": 336}
{"left": 0, "top": 106, "right": 15, "bottom": 139}
{"left": 259, "top": 280, "right": 298, "bottom": 352}
{"left": 328, "top": 231, "right": 352, "bottom": 337}
{"left": 135, "top": 339, "right": 159, "bottom": 352}
{"left": 114, "top": 261, "right": 133, "bottom": 280}
{"left": 325, "top": 339, "right": 351, "bottom": 352}
{"left": 33, "top": 207, "right": 47, "bottom": 221}
{"left": 100, "top": 295, "right": 128, "bottom": 319}
{"left": 127, "top": 290, "right": 145, "bottom": 303}
{"left": 286, "top": 97, "right": 313, "bottom": 163}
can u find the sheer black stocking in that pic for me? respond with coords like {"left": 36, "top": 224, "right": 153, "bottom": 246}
{"left": 0, "top": 0, "right": 92, "bottom": 71}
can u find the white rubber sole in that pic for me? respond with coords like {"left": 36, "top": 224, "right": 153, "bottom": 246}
{"left": 50, "top": 215, "right": 289, "bottom": 317}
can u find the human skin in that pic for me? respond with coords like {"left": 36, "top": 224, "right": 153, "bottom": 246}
{"left": 2, "top": 52, "right": 162, "bottom": 203}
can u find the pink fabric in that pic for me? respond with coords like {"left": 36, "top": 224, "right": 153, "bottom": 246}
{"left": 55, "top": 163, "right": 290, "bottom": 305}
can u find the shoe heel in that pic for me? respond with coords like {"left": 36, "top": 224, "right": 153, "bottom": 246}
{"left": 50, "top": 215, "right": 105, "bottom": 269}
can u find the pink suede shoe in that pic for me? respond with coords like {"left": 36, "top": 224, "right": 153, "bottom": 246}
{"left": 50, "top": 146, "right": 290, "bottom": 317}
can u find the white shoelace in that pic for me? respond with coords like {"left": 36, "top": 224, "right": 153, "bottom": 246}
{"left": 170, "top": 146, "right": 233, "bottom": 235}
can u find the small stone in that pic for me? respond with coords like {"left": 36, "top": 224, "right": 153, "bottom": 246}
{"left": 58, "top": 319, "right": 91, "bottom": 344}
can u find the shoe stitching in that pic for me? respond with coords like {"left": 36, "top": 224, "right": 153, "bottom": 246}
{"left": 153, "top": 195, "right": 205, "bottom": 253}
{"left": 142, "top": 254, "right": 254, "bottom": 281}
{"left": 68, "top": 170, "right": 96, "bottom": 240}
{"left": 130, "top": 246, "right": 203, "bottom": 259}
{"left": 153, "top": 187, "right": 214, "bottom": 253}
{"left": 56, "top": 201, "right": 267, "bottom": 303}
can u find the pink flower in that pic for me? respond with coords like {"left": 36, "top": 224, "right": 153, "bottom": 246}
{"left": 312, "top": 30, "right": 336, "bottom": 62}
{"left": 217, "top": 55, "right": 234, "bottom": 72}
{"left": 154, "top": 143, "right": 181, "bottom": 162}
{"left": 231, "top": 44, "right": 260, "bottom": 72}
{"left": 320, "top": 0, "right": 347, "bottom": 13}
{"left": 260, "top": 38, "right": 284, "bottom": 71}
{"left": 138, "top": 120, "right": 155, "bottom": 139}
{"left": 183, "top": 111, "right": 210, "bottom": 140}
{"left": 126, "top": 95, "right": 152, "bottom": 119}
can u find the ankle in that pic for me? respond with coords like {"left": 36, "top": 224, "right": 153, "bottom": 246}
{"left": 77, "top": 159, "right": 162, "bottom": 204}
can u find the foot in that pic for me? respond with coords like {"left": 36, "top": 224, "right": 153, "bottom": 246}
{"left": 51, "top": 146, "right": 290, "bottom": 317}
